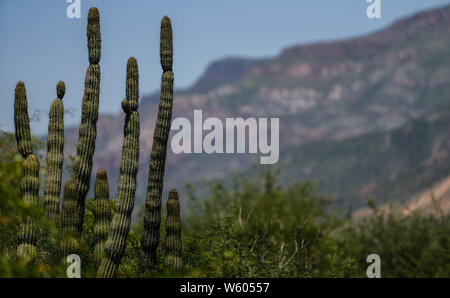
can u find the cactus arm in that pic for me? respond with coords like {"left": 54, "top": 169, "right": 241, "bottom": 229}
{"left": 164, "top": 189, "right": 182, "bottom": 270}
{"left": 97, "top": 57, "right": 140, "bottom": 278}
{"left": 93, "top": 169, "right": 112, "bottom": 259}
{"left": 139, "top": 16, "right": 174, "bottom": 274}
{"left": 44, "top": 81, "right": 65, "bottom": 223}
{"left": 60, "top": 181, "right": 79, "bottom": 258}
{"left": 14, "top": 82, "right": 40, "bottom": 260}
{"left": 14, "top": 82, "right": 32, "bottom": 159}
{"left": 16, "top": 154, "right": 40, "bottom": 260}
{"left": 71, "top": 7, "right": 101, "bottom": 232}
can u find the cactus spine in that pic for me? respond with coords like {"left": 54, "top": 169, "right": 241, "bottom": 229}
{"left": 164, "top": 189, "right": 182, "bottom": 270}
{"left": 93, "top": 169, "right": 111, "bottom": 259}
{"left": 139, "top": 16, "right": 175, "bottom": 274}
{"left": 61, "top": 181, "right": 79, "bottom": 258}
{"left": 71, "top": 7, "right": 101, "bottom": 232}
{"left": 44, "top": 81, "right": 65, "bottom": 223}
{"left": 97, "top": 57, "right": 140, "bottom": 278}
{"left": 14, "top": 82, "right": 40, "bottom": 260}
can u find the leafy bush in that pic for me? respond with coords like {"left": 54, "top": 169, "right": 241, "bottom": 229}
{"left": 339, "top": 207, "right": 450, "bottom": 277}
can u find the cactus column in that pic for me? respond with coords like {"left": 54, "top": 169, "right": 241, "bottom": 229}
{"left": 44, "top": 81, "right": 65, "bottom": 223}
{"left": 14, "top": 82, "right": 40, "bottom": 260}
{"left": 164, "top": 189, "right": 182, "bottom": 270}
{"left": 71, "top": 7, "right": 101, "bottom": 232}
{"left": 97, "top": 57, "right": 140, "bottom": 278}
{"left": 93, "top": 169, "right": 111, "bottom": 259}
{"left": 61, "top": 181, "right": 79, "bottom": 258}
{"left": 139, "top": 16, "right": 175, "bottom": 274}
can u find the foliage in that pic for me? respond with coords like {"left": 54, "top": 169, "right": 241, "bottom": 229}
{"left": 180, "top": 170, "right": 352, "bottom": 277}
{"left": 339, "top": 206, "right": 450, "bottom": 277}
{"left": 0, "top": 135, "right": 449, "bottom": 277}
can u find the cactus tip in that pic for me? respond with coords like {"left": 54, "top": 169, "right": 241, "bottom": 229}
{"left": 169, "top": 189, "right": 178, "bottom": 200}
{"left": 97, "top": 169, "right": 107, "bottom": 179}
{"left": 127, "top": 57, "right": 139, "bottom": 75}
{"left": 161, "top": 16, "right": 172, "bottom": 31}
{"left": 64, "top": 180, "right": 76, "bottom": 193}
{"left": 88, "top": 7, "right": 100, "bottom": 21}
{"left": 15, "top": 81, "right": 26, "bottom": 95}
{"left": 57, "top": 81, "right": 66, "bottom": 99}
{"left": 128, "top": 56, "right": 137, "bottom": 65}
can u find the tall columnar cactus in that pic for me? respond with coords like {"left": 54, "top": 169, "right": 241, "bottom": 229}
{"left": 14, "top": 82, "right": 40, "bottom": 260}
{"left": 164, "top": 189, "right": 182, "bottom": 270}
{"left": 97, "top": 57, "right": 140, "bottom": 278}
{"left": 71, "top": 7, "right": 101, "bottom": 232}
{"left": 93, "top": 169, "right": 111, "bottom": 259}
{"left": 14, "top": 82, "right": 33, "bottom": 159}
{"left": 139, "top": 16, "right": 175, "bottom": 274}
{"left": 44, "top": 81, "right": 65, "bottom": 223}
{"left": 61, "top": 181, "right": 79, "bottom": 258}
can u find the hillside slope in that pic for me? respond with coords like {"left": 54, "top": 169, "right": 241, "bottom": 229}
{"left": 63, "top": 5, "right": 450, "bottom": 214}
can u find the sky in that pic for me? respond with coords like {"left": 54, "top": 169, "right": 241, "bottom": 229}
{"left": 1, "top": 0, "right": 450, "bottom": 134}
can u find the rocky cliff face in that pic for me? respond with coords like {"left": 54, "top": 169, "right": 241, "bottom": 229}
{"left": 64, "top": 5, "right": 450, "bottom": 213}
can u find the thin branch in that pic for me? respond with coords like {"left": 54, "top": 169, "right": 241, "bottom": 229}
{"left": 277, "top": 240, "right": 299, "bottom": 277}
{"left": 250, "top": 237, "right": 274, "bottom": 277}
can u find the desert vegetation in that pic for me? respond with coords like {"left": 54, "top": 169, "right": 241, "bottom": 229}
{"left": 1, "top": 7, "right": 180, "bottom": 277}
{"left": 1, "top": 130, "right": 449, "bottom": 277}
{"left": 0, "top": 7, "right": 448, "bottom": 278}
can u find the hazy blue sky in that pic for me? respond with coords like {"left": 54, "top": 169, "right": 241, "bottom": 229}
{"left": 1, "top": 0, "right": 450, "bottom": 134}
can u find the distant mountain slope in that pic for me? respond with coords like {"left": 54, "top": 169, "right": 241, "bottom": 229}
{"left": 354, "top": 174, "right": 450, "bottom": 219}
{"left": 189, "top": 57, "right": 264, "bottom": 93}
{"left": 282, "top": 107, "right": 450, "bottom": 210}
{"left": 63, "top": 5, "right": 450, "bottom": 214}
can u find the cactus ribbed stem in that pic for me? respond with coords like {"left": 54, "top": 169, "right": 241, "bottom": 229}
{"left": 14, "top": 82, "right": 32, "bottom": 158}
{"left": 93, "top": 169, "right": 111, "bottom": 259}
{"left": 16, "top": 154, "right": 40, "bottom": 260}
{"left": 97, "top": 57, "right": 140, "bottom": 278}
{"left": 61, "top": 181, "right": 79, "bottom": 258}
{"left": 14, "top": 82, "right": 39, "bottom": 260}
{"left": 44, "top": 81, "right": 65, "bottom": 223}
{"left": 164, "top": 189, "right": 182, "bottom": 270}
{"left": 71, "top": 7, "right": 101, "bottom": 232}
{"left": 139, "top": 16, "right": 174, "bottom": 274}
{"left": 88, "top": 7, "right": 101, "bottom": 65}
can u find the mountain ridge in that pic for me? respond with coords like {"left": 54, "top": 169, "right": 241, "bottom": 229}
{"left": 61, "top": 4, "right": 450, "bottom": 214}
